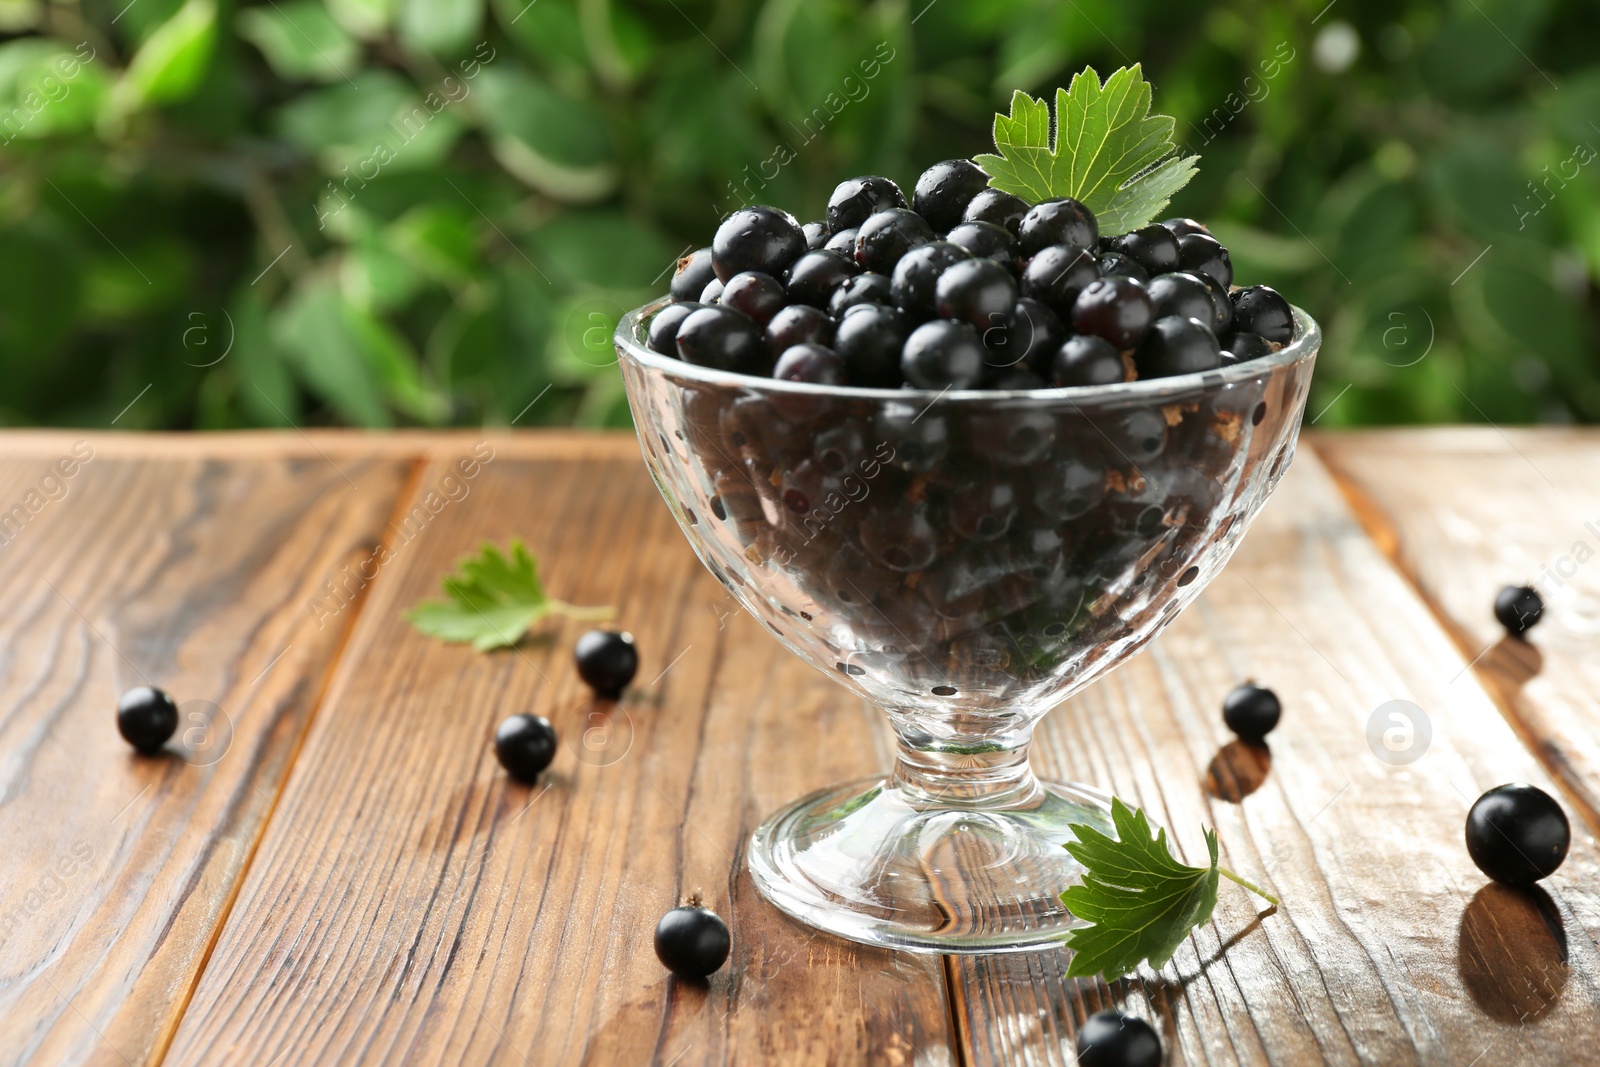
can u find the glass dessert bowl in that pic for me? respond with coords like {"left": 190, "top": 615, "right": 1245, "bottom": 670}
{"left": 616, "top": 299, "right": 1319, "bottom": 953}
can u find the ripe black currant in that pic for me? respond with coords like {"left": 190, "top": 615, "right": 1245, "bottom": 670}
{"left": 833, "top": 303, "right": 906, "bottom": 388}
{"left": 854, "top": 208, "right": 934, "bottom": 273}
{"left": 1147, "top": 272, "right": 1216, "bottom": 325}
{"left": 720, "top": 271, "right": 787, "bottom": 326}
{"left": 648, "top": 302, "right": 699, "bottom": 356}
{"left": 773, "top": 342, "right": 847, "bottom": 385}
{"left": 1177, "top": 232, "right": 1233, "bottom": 287}
{"left": 801, "top": 220, "right": 830, "bottom": 250}
{"left": 494, "top": 714, "right": 558, "bottom": 783}
{"left": 945, "top": 220, "right": 1019, "bottom": 270}
{"left": 1072, "top": 276, "right": 1154, "bottom": 350}
{"left": 1075, "top": 1010, "right": 1162, "bottom": 1067}
{"left": 1161, "top": 216, "right": 1211, "bottom": 238}
{"left": 1097, "top": 251, "right": 1149, "bottom": 283}
{"left": 890, "top": 240, "right": 971, "bottom": 319}
{"left": 1021, "top": 244, "right": 1100, "bottom": 319}
{"left": 824, "top": 227, "right": 858, "bottom": 254}
{"left": 1230, "top": 285, "right": 1294, "bottom": 344}
{"left": 1053, "top": 334, "right": 1125, "bottom": 387}
{"left": 827, "top": 175, "right": 908, "bottom": 232}
{"left": 1107, "top": 224, "right": 1181, "bottom": 275}
{"left": 1222, "top": 682, "right": 1281, "bottom": 742}
{"left": 1195, "top": 271, "right": 1234, "bottom": 334}
{"left": 902, "top": 319, "right": 985, "bottom": 390}
{"left": 859, "top": 503, "right": 941, "bottom": 570}
{"left": 962, "top": 188, "right": 1029, "bottom": 235}
{"left": 699, "top": 277, "right": 723, "bottom": 304}
{"left": 1018, "top": 197, "right": 1098, "bottom": 257}
{"left": 950, "top": 478, "right": 1019, "bottom": 541}
{"left": 712, "top": 205, "right": 807, "bottom": 282}
{"left": 670, "top": 248, "right": 715, "bottom": 302}
{"left": 913, "top": 159, "right": 990, "bottom": 231}
{"left": 828, "top": 272, "right": 894, "bottom": 316}
{"left": 1465, "top": 783, "right": 1570, "bottom": 885}
{"left": 655, "top": 903, "right": 731, "bottom": 978}
{"left": 1224, "top": 331, "right": 1273, "bottom": 363}
{"left": 936, "top": 257, "right": 1018, "bottom": 332}
{"left": 1135, "top": 315, "right": 1223, "bottom": 378}
{"left": 574, "top": 629, "right": 638, "bottom": 698}
{"left": 765, "top": 304, "right": 834, "bottom": 352}
{"left": 117, "top": 686, "right": 178, "bottom": 754}
{"left": 785, "top": 249, "right": 857, "bottom": 308}
{"left": 1494, "top": 585, "right": 1544, "bottom": 637}
{"left": 991, "top": 297, "right": 1064, "bottom": 375}
{"left": 675, "top": 306, "right": 766, "bottom": 374}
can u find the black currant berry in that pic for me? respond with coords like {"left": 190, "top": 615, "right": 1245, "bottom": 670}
{"left": 670, "top": 248, "right": 716, "bottom": 302}
{"left": 1224, "top": 331, "right": 1273, "bottom": 363}
{"left": 655, "top": 904, "right": 731, "bottom": 978}
{"left": 1073, "top": 276, "right": 1154, "bottom": 350}
{"left": 766, "top": 304, "right": 834, "bottom": 352}
{"left": 903, "top": 319, "right": 985, "bottom": 390}
{"left": 1075, "top": 1010, "right": 1162, "bottom": 1067}
{"left": 785, "top": 249, "right": 857, "bottom": 308}
{"left": 945, "top": 220, "right": 1019, "bottom": 270}
{"left": 494, "top": 713, "right": 558, "bottom": 782}
{"left": 1053, "top": 334, "right": 1125, "bottom": 387}
{"left": 699, "top": 277, "right": 724, "bottom": 304}
{"left": 1195, "top": 271, "right": 1234, "bottom": 334}
{"left": 1033, "top": 456, "right": 1106, "bottom": 521}
{"left": 827, "top": 175, "right": 908, "bottom": 232}
{"left": 828, "top": 272, "right": 894, "bottom": 316}
{"left": 962, "top": 188, "right": 1029, "bottom": 234}
{"left": 950, "top": 479, "right": 1019, "bottom": 541}
{"left": 1465, "top": 783, "right": 1570, "bottom": 886}
{"left": 1177, "top": 232, "right": 1233, "bottom": 287}
{"left": 1135, "top": 315, "right": 1223, "bottom": 378}
{"left": 991, "top": 297, "right": 1064, "bottom": 375}
{"left": 913, "top": 159, "right": 990, "bottom": 231}
{"left": 890, "top": 240, "right": 971, "bottom": 319}
{"left": 834, "top": 304, "right": 907, "bottom": 388}
{"left": 1097, "top": 251, "right": 1149, "bottom": 283}
{"left": 117, "top": 686, "right": 178, "bottom": 754}
{"left": 1494, "top": 585, "right": 1544, "bottom": 636}
{"left": 801, "top": 220, "right": 830, "bottom": 250}
{"left": 824, "top": 227, "right": 858, "bottom": 254}
{"left": 1022, "top": 244, "right": 1100, "bottom": 318}
{"left": 1107, "top": 224, "right": 1181, "bottom": 275}
{"left": 648, "top": 302, "right": 700, "bottom": 356}
{"left": 773, "top": 343, "right": 847, "bottom": 385}
{"left": 936, "top": 258, "right": 1018, "bottom": 332}
{"left": 855, "top": 208, "right": 934, "bottom": 273}
{"left": 676, "top": 306, "right": 766, "bottom": 374}
{"left": 720, "top": 271, "right": 787, "bottom": 326}
{"left": 1019, "top": 197, "right": 1098, "bottom": 257}
{"left": 574, "top": 629, "right": 639, "bottom": 698}
{"left": 859, "top": 504, "right": 940, "bottom": 571}
{"left": 873, "top": 400, "right": 948, "bottom": 471}
{"left": 987, "top": 366, "right": 1046, "bottom": 389}
{"left": 1230, "top": 285, "right": 1294, "bottom": 344}
{"left": 1161, "top": 217, "right": 1210, "bottom": 238}
{"left": 1147, "top": 272, "right": 1216, "bottom": 324}
{"left": 1222, "top": 682, "right": 1281, "bottom": 743}
{"left": 712, "top": 205, "right": 807, "bottom": 282}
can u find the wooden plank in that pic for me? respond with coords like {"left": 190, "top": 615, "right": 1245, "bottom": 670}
{"left": 162, "top": 447, "right": 958, "bottom": 1066}
{"left": 0, "top": 441, "right": 411, "bottom": 1066}
{"left": 0, "top": 430, "right": 637, "bottom": 462}
{"left": 1318, "top": 428, "right": 1600, "bottom": 829}
{"left": 951, "top": 447, "right": 1600, "bottom": 1066}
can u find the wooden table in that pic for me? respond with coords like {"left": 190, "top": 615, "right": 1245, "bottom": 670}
{"left": 2, "top": 428, "right": 1596, "bottom": 1066}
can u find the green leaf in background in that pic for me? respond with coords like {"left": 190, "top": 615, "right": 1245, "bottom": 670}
{"left": 474, "top": 65, "right": 618, "bottom": 202}
{"left": 327, "top": 0, "right": 394, "bottom": 39}
{"left": 238, "top": 0, "right": 360, "bottom": 84}
{"left": 1060, "top": 797, "right": 1276, "bottom": 980}
{"left": 112, "top": 0, "right": 218, "bottom": 111}
{"left": 0, "top": 39, "right": 108, "bottom": 138}
{"left": 975, "top": 65, "right": 1198, "bottom": 234}
{"left": 405, "top": 539, "right": 613, "bottom": 651}
{"left": 397, "top": 0, "right": 484, "bottom": 57}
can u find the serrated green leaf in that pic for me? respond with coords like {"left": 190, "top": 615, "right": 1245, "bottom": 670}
{"left": 1060, "top": 797, "right": 1221, "bottom": 980}
{"left": 973, "top": 65, "right": 1197, "bottom": 235}
{"left": 405, "top": 539, "right": 613, "bottom": 651}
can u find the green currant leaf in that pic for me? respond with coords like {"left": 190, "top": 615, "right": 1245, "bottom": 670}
{"left": 973, "top": 65, "right": 1198, "bottom": 235}
{"left": 1061, "top": 797, "right": 1275, "bottom": 980}
{"left": 405, "top": 539, "right": 612, "bottom": 651}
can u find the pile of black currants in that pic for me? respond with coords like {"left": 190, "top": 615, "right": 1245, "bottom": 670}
{"left": 651, "top": 161, "right": 1294, "bottom": 391}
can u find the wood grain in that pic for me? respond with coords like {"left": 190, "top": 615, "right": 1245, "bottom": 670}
{"left": 161, "top": 440, "right": 958, "bottom": 1067}
{"left": 951, "top": 446, "right": 1600, "bottom": 1066}
{"left": 0, "top": 442, "right": 410, "bottom": 1067}
{"left": 1318, "top": 428, "right": 1600, "bottom": 830}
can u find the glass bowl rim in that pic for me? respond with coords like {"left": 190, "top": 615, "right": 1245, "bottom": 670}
{"left": 615, "top": 297, "right": 1319, "bottom": 404}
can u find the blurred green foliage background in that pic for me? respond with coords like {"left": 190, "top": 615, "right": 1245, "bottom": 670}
{"left": 0, "top": 0, "right": 1596, "bottom": 430}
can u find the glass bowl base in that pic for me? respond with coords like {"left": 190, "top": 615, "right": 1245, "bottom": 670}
{"left": 748, "top": 775, "right": 1114, "bottom": 954}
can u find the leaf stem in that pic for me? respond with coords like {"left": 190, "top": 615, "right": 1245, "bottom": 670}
{"left": 1218, "top": 866, "right": 1279, "bottom": 907}
{"left": 550, "top": 600, "right": 616, "bottom": 621}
